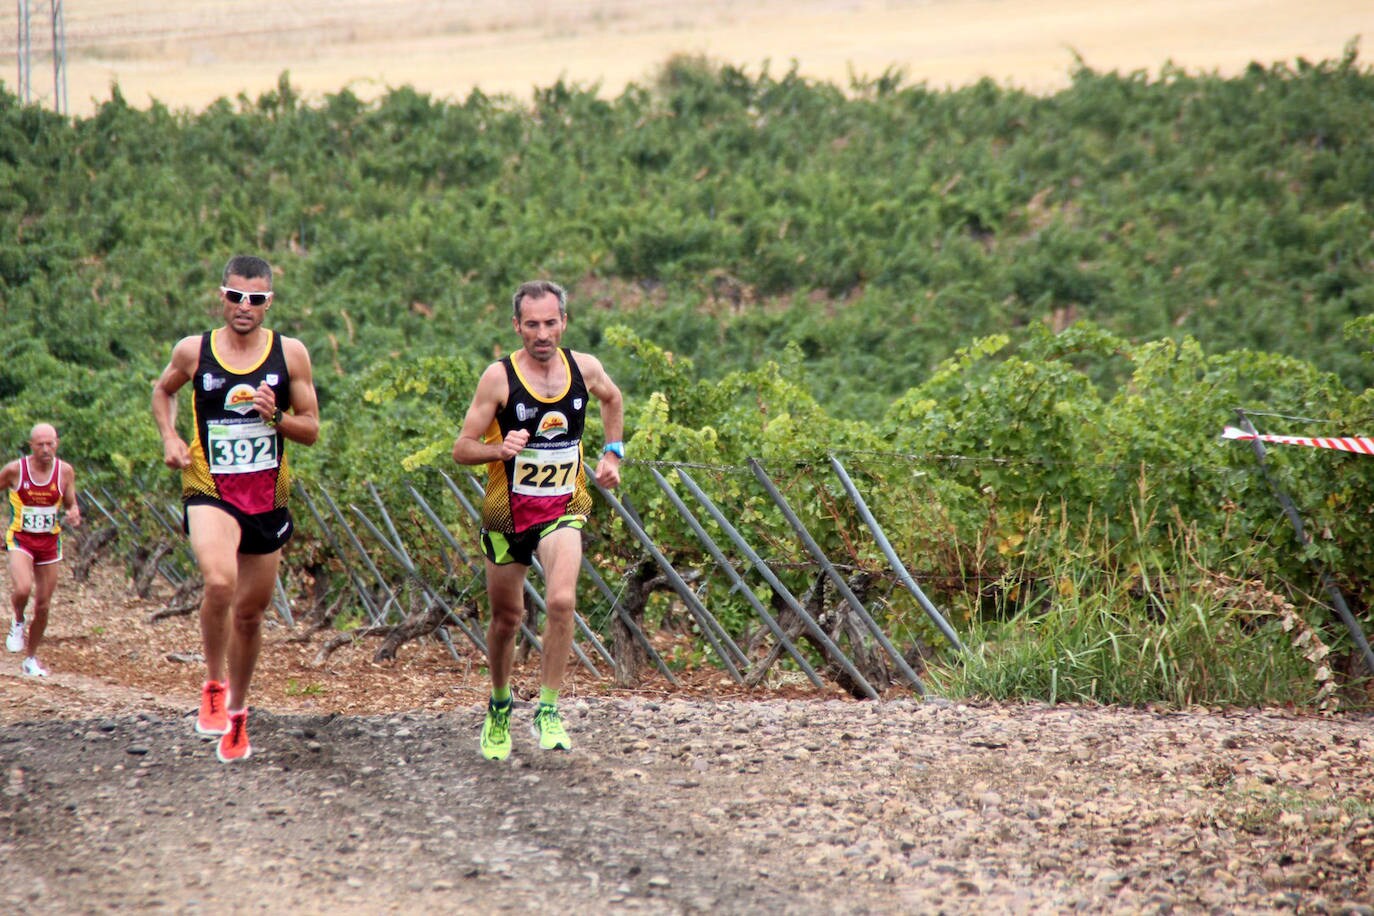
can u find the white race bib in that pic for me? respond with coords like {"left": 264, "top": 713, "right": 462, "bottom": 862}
{"left": 207, "top": 421, "right": 279, "bottom": 474}
{"left": 20, "top": 504, "right": 58, "bottom": 533}
{"left": 511, "top": 444, "right": 580, "bottom": 497}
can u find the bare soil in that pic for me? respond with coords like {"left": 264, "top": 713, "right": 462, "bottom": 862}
{"left": 3, "top": 560, "right": 1374, "bottom": 913}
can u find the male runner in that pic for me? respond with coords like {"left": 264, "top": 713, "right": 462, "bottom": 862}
{"left": 2, "top": 422, "right": 81, "bottom": 676}
{"left": 452, "top": 279, "right": 624, "bottom": 759}
{"left": 151, "top": 255, "right": 319, "bottom": 762}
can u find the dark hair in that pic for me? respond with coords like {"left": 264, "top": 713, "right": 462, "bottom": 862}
{"left": 511, "top": 280, "right": 567, "bottom": 320}
{"left": 222, "top": 255, "right": 273, "bottom": 286}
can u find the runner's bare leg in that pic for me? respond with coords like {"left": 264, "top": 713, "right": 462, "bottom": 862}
{"left": 535, "top": 526, "right": 583, "bottom": 692}
{"left": 484, "top": 559, "right": 528, "bottom": 690}
{"left": 187, "top": 504, "right": 242, "bottom": 685}
{"left": 225, "top": 551, "right": 280, "bottom": 710}
{"left": 8, "top": 549, "right": 34, "bottom": 624}
{"left": 24, "top": 563, "right": 59, "bottom": 656}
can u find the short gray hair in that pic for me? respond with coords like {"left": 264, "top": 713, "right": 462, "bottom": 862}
{"left": 511, "top": 280, "right": 567, "bottom": 320}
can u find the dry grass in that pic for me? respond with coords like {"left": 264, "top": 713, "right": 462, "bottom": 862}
{"left": 2, "top": 0, "right": 1367, "bottom": 115}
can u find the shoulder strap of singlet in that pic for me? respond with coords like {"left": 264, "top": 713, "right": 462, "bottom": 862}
{"left": 18, "top": 456, "right": 58, "bottom": 490}
{"left": 564, "top": 348, "right": 586, "bottom": 387}
{"left": 500, "top": 355, "right": 520, "bottom": 402}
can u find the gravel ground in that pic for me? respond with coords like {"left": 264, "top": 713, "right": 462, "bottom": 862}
{"left": 4, "top": 694, "right": 1374, "bottom": 914}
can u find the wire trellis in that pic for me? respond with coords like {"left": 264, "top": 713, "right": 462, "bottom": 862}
{"left": 83, "top": 428, "right": 1374, "bottom": 696}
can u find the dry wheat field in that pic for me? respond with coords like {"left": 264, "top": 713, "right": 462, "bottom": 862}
{"left": 1, "top": 0, "right": 1369, "bottom": 115}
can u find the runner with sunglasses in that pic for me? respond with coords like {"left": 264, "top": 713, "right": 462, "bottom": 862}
{"left": 151, "top": 255, "right": 320, "bottom": 763}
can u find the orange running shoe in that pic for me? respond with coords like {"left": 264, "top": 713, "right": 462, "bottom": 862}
{"left": 216, "top": 709, "right": 252, "bottom": 763}
{"left": 195, "top": 681, "right": 229, "bottom": 737}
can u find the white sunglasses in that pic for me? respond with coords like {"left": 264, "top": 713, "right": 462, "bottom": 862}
{"left": 220, "top": 286, "right": 273, "bottom": 307}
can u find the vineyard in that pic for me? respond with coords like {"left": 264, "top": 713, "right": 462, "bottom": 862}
{"left": 3, "top": 47, "right": 1374, "bottom": 708}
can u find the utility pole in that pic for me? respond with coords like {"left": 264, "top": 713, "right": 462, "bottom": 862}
{"left": 51, "top": 0, "right": 66, "bottom": 114}
{"left": 14, "top": 0, "right": 67, "bottom": 113}
{"left": 16, "top": 0, "right": 32, "bottom": 104}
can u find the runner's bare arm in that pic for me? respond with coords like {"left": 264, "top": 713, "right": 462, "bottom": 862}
{"left": 269, "top": 337, "right": 320, "bottom": 446}
{"left": 151, "top": 336, "right": 200, "bottom": 470}
{"left": 579, "top": 354, "right": 623, "bottom": 444}
{"left": 453, "top": 362, "right": 525, "bottom": 464}
{"left": 61, "top": 461, "right": 81, "bottom": 527}
{"left": 575, "top": 352, "right": 624, "bottom": 488}
{"left": 0, "top": 459, "right": 19, "bottom": 491}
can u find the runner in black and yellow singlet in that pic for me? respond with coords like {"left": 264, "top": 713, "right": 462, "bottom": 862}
{"left": 183, "top": 328, "right": 293, "bottom": 516}
{"left": 152, "top": 254, "right": 320, "bottom": 764}
{"left": 479, "top": 346, "right": 593, "bottom": 535}
{"left": 453, "top": 279, "right": 624, "bottom": 759}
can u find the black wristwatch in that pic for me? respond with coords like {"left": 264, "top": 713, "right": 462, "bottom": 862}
{"left": 267, "top": 408, "right": 283, "bottom": 427}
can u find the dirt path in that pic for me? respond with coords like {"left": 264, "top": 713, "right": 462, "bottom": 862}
{"left": 5, "top": 695, "right": 1374, "bottom": 913}
{"left": 3, "top": 564, "right": 1374, "bottom": 912}
{"left": 5, "top": 0, "right": 1369, "bottom": 115}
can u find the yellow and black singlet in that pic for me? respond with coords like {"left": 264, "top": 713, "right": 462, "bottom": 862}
{"left": 182, "top": 329, "right": 292, "bottom": 516}
{"left": 480, "top": 348, "right": 592, "bottom": 534}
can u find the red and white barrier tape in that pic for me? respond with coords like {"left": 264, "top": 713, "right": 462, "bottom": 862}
{"left": 1221, "top": 426, "right": 1374, "bottom": 455}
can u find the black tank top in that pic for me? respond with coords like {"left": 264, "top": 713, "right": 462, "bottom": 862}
{"left": 183, "top": 329, "right": 292, "bottom": 515}
{"left": 480, "top": 348, "right": 592, "bottom": 534}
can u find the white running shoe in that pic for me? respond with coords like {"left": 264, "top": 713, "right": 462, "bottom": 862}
{"left": 6, "top": 621, "right": 24, "bottom": 653}
{"left": 21, "top": 656, "right": 49, "bottom": 677}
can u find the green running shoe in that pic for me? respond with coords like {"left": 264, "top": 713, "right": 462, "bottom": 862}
{"left": 531, "top": 703, "right": 571, "bottom": 751}
{"left": 480, "top": 699, "right": 513, "bottom": 761}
